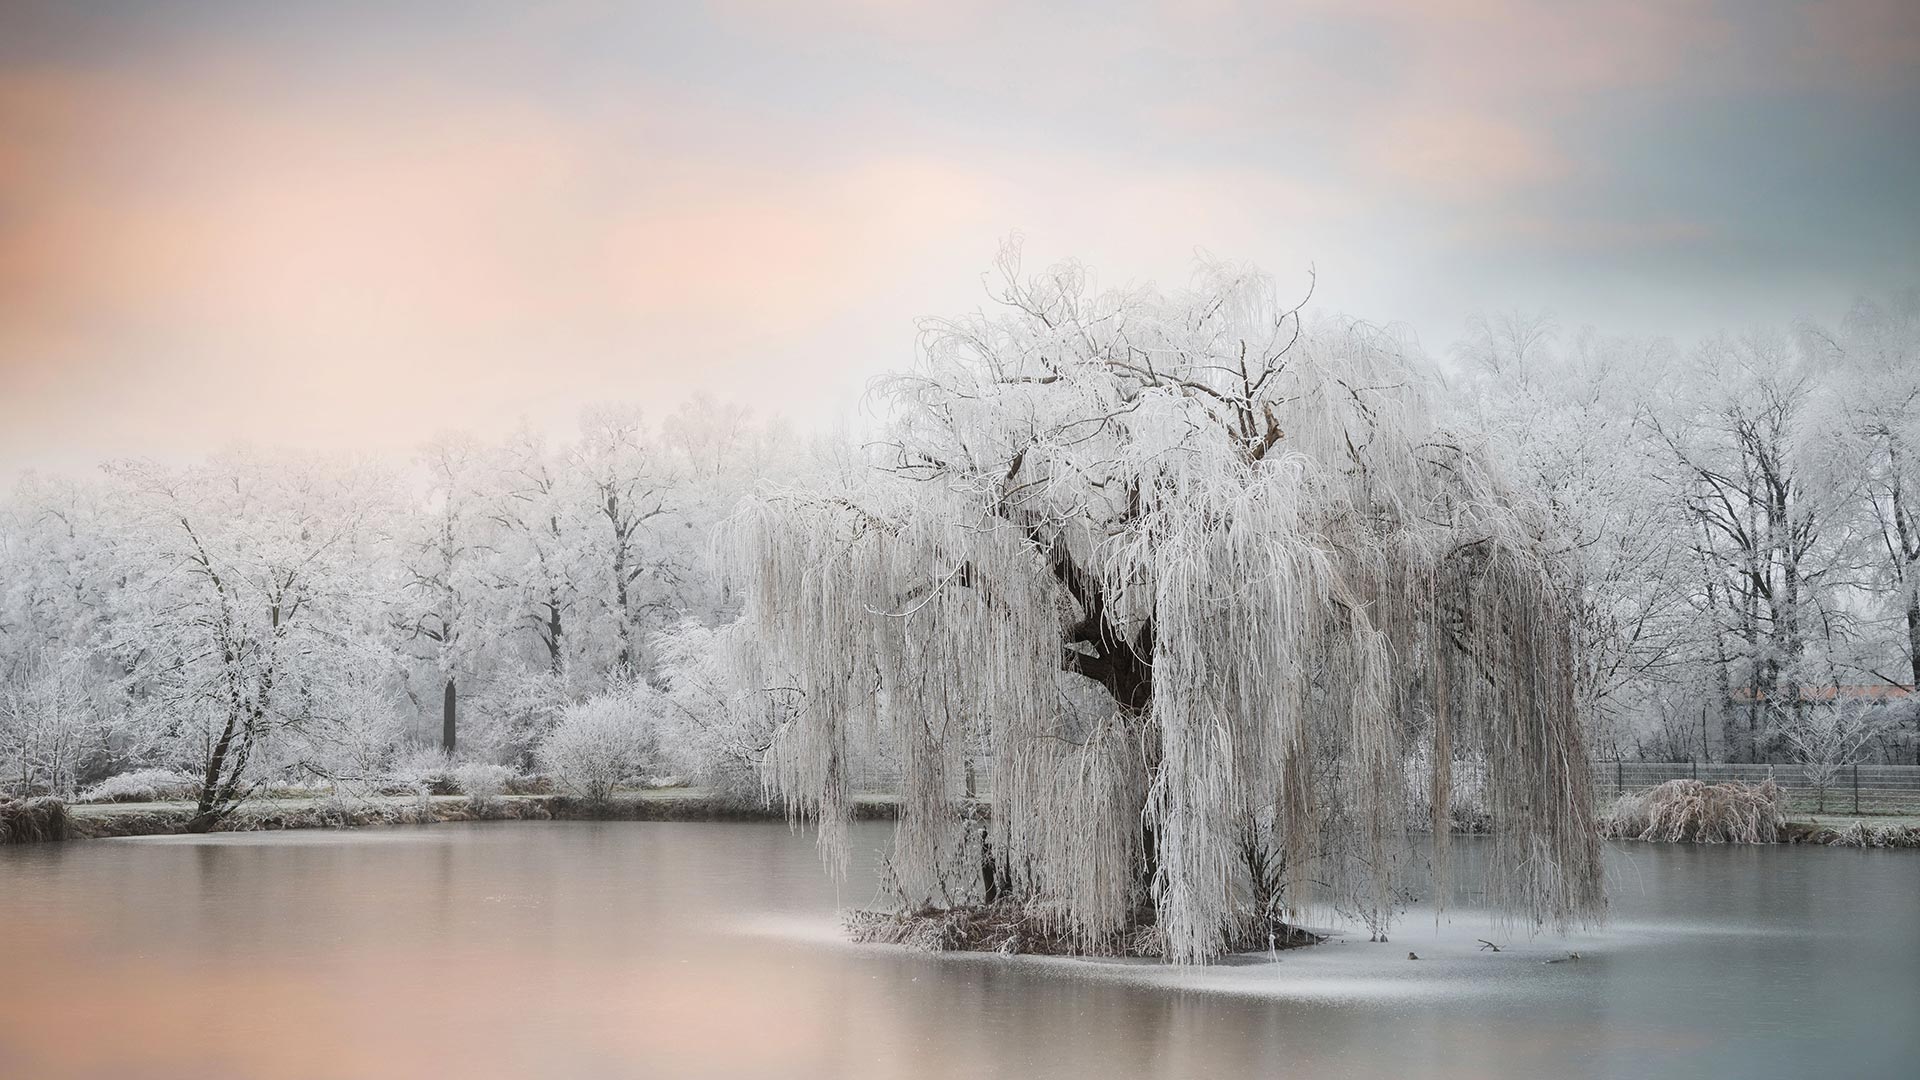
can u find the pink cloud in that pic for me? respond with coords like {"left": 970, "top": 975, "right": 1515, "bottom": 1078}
{"left": 0, "top": 2, "right": 1907, "bottom": 467}
{"left": 1365, "top": 107, "right": 1571, "bottom": 198}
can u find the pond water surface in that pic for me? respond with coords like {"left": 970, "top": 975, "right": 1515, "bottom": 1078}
{"left": 1, "top": 821, "right": 1915, "bottom": 1079}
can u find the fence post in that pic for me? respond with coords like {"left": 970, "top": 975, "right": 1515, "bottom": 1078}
{"left": 1616, "top": 758, "right": 1624, "bottom": 798}
{"left": 1853, "top": 763, "right": 1860, "bottom": 815}
{"left": 1691, "top": 760, "right": 1698, "bottom": 781}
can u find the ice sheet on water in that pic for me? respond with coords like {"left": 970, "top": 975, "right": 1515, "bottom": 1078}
{"left": 730, "top": 908, "right": 1623, "bottom": 1005}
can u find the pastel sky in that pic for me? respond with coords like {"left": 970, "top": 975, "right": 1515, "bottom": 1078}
{"left": 2, "top": 0, "right": 1916, "bottom": 469}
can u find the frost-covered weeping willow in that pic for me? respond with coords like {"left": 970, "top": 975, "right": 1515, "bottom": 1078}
{"left": 721, "top": 246, "right": 1604, "bottom": 963}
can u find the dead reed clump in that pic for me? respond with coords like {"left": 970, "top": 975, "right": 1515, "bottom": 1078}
{"left": 1601, "top": 779, "right": 1785, "bottom": 844}
{"left": 0, "top": 797, "right": 72, "bottom": 844}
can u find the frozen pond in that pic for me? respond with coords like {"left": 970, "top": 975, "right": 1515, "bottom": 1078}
{"left": 2, "top": 821, "right": 1915, "bottom": 1079}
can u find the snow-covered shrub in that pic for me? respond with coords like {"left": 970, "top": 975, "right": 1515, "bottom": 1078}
{"left": 536, "top": 685, "right": 658, "bottom": 807}
{"left": 76, "top": 767, "right": 199, "bottom": 804}
{"left": 258, "top": 779, "right": 334, "bottom": 799}
{"left": 453, "top": 762, "right": 512, "bottom": 808}
{"left": 387, "top": 747, "right": 460, "bottom": 795}
{"left": 1601, "top": 779, "right": 1784, "bottom": 844}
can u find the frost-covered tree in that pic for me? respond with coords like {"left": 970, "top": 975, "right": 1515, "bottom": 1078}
{"left": 486, "top": 426, "right": 589, "bottom": 678}
{"left": 721, "top": 248, "right": 1605, "bottom": 963}
{"left": 651, "top": 618, "right": 787, "bottom": 800}
{"left": 1808, "top": 292, "right": 1920, "bottom": 695}
{"left": 1771, "top": 698, "right": 1889, "bottom": 812}
{"left": 106, "top": 455, "right": 393, "bottom": 830}
{"left": 301, "top": 674, "right": 412, "bottom": 784}
{"left": 659, "top": 394, "right": 796, "bottom": 623}
{"left": 1458, "top": 318, "right": 1707, "bottom": 758}
{"left": 573, "top": 408, "right": 676, "bottom": 677}
{"left": 469, "top": 665, "right": 572, "bottom": 770}
{"left": 0, "top": 474, "right": 123, "bottom": 686}
{"left": 396, "top": 436, "right": 496, "bottom": 752}
{"left": 0, "top": 477, "right": 131, "bottom": 793}
{"left": 1642, "top": 334, "right": 1868, "bottom": 759}
{"left": 0, "top": 646, "right": 105, "bottom": 797}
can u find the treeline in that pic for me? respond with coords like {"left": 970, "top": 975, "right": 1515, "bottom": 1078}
{"left": 2, "top": 290, "right": 1916, "bottom": 821}
{"left": 0, "top": 396, "right": 803, "bottom": 821}
{"left": 1456, "top": 291, "right": 1918, "bottom": 764}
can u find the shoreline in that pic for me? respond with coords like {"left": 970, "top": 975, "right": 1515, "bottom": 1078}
{"left": 5, "top": 792, "right": 1916, "bottom": 847}
{"left": 5, "top": 790, "right": 903, "bottom": 845}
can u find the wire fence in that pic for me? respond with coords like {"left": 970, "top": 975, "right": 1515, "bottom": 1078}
{"left": 1592, "top": 761, "right": 1920, "bottom": 815}
{"left": 860, "top": 760, "right": 1920, "bottom": 816}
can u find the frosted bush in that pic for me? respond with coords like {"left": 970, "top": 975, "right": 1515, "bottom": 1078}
{"left": 76, "top": 768, "right": 199, "bottom": 804}
{"left": 387, "top": 747, "right": 459, "bottom": 795}
{"left": 453, "top": 762, "right": 512, "bottom": 807}
{"left": 536, "top": 687, "right": 657, "bottom": 807}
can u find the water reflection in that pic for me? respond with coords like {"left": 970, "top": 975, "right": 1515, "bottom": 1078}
{"left": 1, "top": 822, "right": 1914, "bottom": 1079}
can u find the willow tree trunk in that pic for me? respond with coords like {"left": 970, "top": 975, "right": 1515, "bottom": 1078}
{"left": 442, "top": 678, "right": 457, "bottom": 754}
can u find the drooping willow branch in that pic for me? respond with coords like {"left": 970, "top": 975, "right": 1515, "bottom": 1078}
{"left": 719, "top": 248, "right": 1605, "bottom": 962}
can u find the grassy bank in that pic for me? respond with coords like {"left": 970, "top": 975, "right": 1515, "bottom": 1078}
{"left": 2, "top": 789, "right": 903, "bottom": 845}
